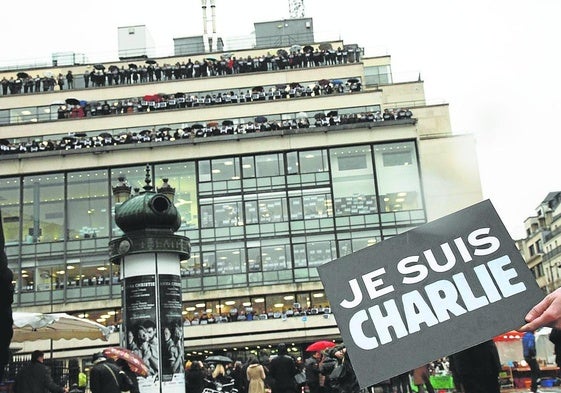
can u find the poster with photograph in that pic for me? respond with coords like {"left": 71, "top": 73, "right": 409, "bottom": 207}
{"left": 159, "top": 274, "right": 185, "bottom": 384}
{"left": 124, "top": 275, "right": 160, "bottom": 384}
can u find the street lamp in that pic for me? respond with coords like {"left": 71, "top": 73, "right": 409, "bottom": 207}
{"left": 39, "top": 270, "right": 54, "bottom": 313}
{"left": 39, "top": 270, "right": 55, "bottom": 358}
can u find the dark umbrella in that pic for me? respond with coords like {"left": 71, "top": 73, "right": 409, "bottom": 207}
{"left": 158, "top": 127, "right": 172, "bottom": 132}
{"left": 204, "top": 355, "right": 233, "bottom": 364}
{"left": 319, "top": 43, "right": 333, "bottom": 51}
{"left": 65, "top": 98, "right": 80, "bottom": 106}
{"left": 252, "top": 86, "right": 264, "bottom": 92}
{"left": 205, "top": 57, "right": 217, "bottom": 62}
{"left": 175, "top": 92, "right": 185, "bottom": 98}
{"left": 145, "top": 59, "right": 157, "bottom": 64}
{"left": 74, "top": 132, "right": 88, "bottom": 138}
{"left": 303, "top": 45, "right": 314, "bottom": 53}
{"left": 17, "top": 72, "right": 29, "bottom": 79}
{"left": 93, "top": 64, "right": 105, "bottom": 70}
{"left": 0, "top": 139, "right": 10, "bottom": 146}
{"left": 327, "top": 111, "right": 338, "bottom": 117}
{"left": 347, "top": 78, "right": 360, "bottom": 84}
{"left": 276, "top": 49, "right": 288, "bottom": 57}
{"left": 314, "top": 113, "right": 326, "bottom": 120}
{"left": 191, "top": 124, "right": 203, "bottom": 129}
{"left": 98, "top": 132, "right": 112, "bottom": 138}
{"left": 275, "top": 84, "right": 287, "bottom": 90}
{"left": 289, "top": 82, "right": 302, "bottom": 89}
{"left": 108, "top": 65, "right": 119, "bottom": 72}
{"left": 222, "top": 120, "right": 234, "bottom": 126}
{"left": 255, "top": 116, "right": 267, "bottom": 124}
{"left": 139, "top": 130, "right": 152, "bottom": 136}
{"left": 128, "top": 63, "right": 138, "bottom": 69}
{"left": 318, "top": 79, "right": 330, "bottom": 86}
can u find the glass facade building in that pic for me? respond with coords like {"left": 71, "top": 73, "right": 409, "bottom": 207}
{"left": 0, "top": 37, "right": 483, "bottom": 359}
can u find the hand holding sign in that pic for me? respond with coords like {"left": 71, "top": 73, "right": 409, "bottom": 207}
{"left": 318, "top": 200, "right": 544, "bottom": 388}
{"left": 521, "top": 287, "right": 561, "bottom": 331}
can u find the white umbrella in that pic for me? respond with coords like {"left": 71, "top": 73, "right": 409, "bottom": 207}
{"left": 12, "top": 312, "right": 111, "bottom": 342}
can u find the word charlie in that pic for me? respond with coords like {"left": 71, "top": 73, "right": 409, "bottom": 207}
{"left": 339, "top": 228, "right": 526, "bottom": 350}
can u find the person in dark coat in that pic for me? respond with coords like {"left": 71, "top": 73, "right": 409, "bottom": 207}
{"left": 320, "top": 346, "right": 359, "bottom": 393}
{"left": 549, "top": 327, "right": 561, "bottom": 368}
{"left": 268, "top": 343, "right": 298, "bottom": 393}
{"left": 304, "top": 351, "right": 322, "bottom": 393}
{"left": 89, "top": 352, "right": 122, "bottom": 393}
{"left": 69, "top": 383, "right": 82, "bottom": 393}
{"left": 185, "top": 360, "right": 207, "bottom": 393}
{"left": 13, "top": 350, "right": 67, "bottom": 393}
{"left": 448, "top": 340, "right": 501, "bottom": 393}
{"left": 230, "top": 361, "right": 246, "bottom": 393}
{"left": 523, "top": 331, "right": 540, "bottom": 393}
{"left": 0, "top": 209, "right": 14, "bottom": 383}
{"left": 116, "top": 358, "right": 140, "bottom": 393}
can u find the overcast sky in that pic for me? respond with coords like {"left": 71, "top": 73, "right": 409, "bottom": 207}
{"left": 2, "top": 0, "right": 560, "bottom": 239}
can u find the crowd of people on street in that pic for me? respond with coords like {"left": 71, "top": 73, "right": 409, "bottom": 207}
{"left": 9, "top": 289, "right": 561, "bottom": 393}
{"left": 0, "top": 45, "right": 362, "bottom": 96}
{"left": 0, "top": 108, "right": 413, "bottom": 157}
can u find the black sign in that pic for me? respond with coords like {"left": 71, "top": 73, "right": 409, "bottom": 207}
{"left": 318, "top": 200, "right": 544, "bottom": 387}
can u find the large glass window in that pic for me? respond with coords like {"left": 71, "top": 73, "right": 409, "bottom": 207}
{"left": 330, "top": 146, "right": 377, "bottom": 216}
{"left": 244, "top": 192, "right": 288, "bottom": 224}
{"left": 67, "top": 170, "right": 109, "bottom": 240}
{"left": 364, "top": 64, "right": 392, "bottom": 86}
{"left": 0, "top": 177, "right": 21, "bottom": 245}
{"left": 255, "top": 154, "right": 284, "bottom": 177}
{"left": 212, "top": 157, "right": 241, "bottom": 181}
{"left": 337, "top": 230, "right": 381, "bottom": 257}
{"left": 22, "top": 173, "right": 65, "bottom": 243}
{"left": 374, "top": 142, "right": 423, "bottom": 212}
{"left": 298, "top": 150, "right": 328, "bottom": 174}
{"left": 201, "top": 196, "right": 243, "bottom": 228}
{"left": 155, "top": 162, "right": 198, "bottom": 229}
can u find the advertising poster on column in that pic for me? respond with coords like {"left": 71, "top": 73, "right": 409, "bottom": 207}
{"left": 124, "top": 275, "right": 159, "bottom": 393}
{"left": 159, "top": 274, "right": 185, "bottom": 391}
{"left": 318, "top": 200, "right": 544, "bottom": 388}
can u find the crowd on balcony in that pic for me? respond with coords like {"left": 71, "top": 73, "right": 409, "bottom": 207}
{"left": 54, "top": 77, "right": 362, "bottom": 120}
{"left": 0, "top": 108, "right": 412, "bottom": 156}
{"left": 183, "top": 303, "right": 331, "bottom": 326}
{"left": 0, "top": 45, "right": 362, "bottom": 95}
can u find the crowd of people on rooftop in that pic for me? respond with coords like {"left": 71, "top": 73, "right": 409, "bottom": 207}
{"left": 0, "top": 45, "right": 362, "bottom": 96}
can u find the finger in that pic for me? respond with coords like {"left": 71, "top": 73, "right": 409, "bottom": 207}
{"left": 524, "top": 297, "right": 553, "bottom": 323}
